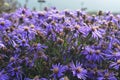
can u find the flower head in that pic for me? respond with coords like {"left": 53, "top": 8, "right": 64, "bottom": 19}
{"left": 0, "top": 70, "right": 9, "bottom": 80}
{"left": 50, "top": 63, "right": 67, "bottom": 79}
{"left": 110, "top": 59, "right": 120, "bottom": 70}
{"left": 70, "top": 61, "right": 87, "bottom": 80}
{"left": 7, "top": 66, "right": 23, "bottom": 80}
{"left": 98, "top": 70, "right": 117, "bottom": 80}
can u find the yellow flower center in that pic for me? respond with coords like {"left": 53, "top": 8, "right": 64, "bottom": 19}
{"left": 117, "top": 60, "right": 120, "bottom": 64}
{"left": 76, "top": 67, "right": 82, "bottom": 73}
{"left": 75, "top": 25, "right": 80, "bottom": 30}
{"left": 96, "top": 50, "right": 101, "bottom": 54}
{"left": 89, "top": 50, "right": 93, "bottom": 55}
{"left": 64, "top": 76, "right": 69, "bottom": 80}
{"left": 30, "top": 24, "right": 35, "bottom": 28}
{"left": 0, "top": 21, "right": 5, "bottom": 26}
{"left": 22, "top": 40, "right": 26, "bottom": 43}
{"left": 53, "top": 68, "right": 59, "bottom": 74}
{"left": 10, "top": 57, "right": 15, "bottom": 62}
{"left": 14, "top": 67, "right": 18, "bottom": 72}
{"left": 104, "top": 73, "right": 109, "bottom": 78}
{"left": 24, "top": 27, "right": 29, "bottom": 31}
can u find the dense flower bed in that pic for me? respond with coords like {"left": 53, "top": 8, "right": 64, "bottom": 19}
{"left": 0, "top": 8, "right": 120, "bottom": 80}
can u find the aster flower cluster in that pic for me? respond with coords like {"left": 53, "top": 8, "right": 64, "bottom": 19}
{"left": 0, "top": 8, "right": 120, "bottom": 80}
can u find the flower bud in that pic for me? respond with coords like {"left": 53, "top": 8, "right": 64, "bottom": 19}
{"left": 98, "top": 10, "right": 103, "bottom": 16}
{"left": 57, "top": 38, "right": 64, "bottom": 45}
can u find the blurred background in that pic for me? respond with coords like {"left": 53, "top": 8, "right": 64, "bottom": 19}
{"left": 1, "top": 0, "right": 120, "bottom": 13}
{"left": 19, "top": 0, "right": 120, "bottom": 13}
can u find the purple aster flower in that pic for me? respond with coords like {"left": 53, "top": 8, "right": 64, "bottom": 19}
{"left": 84, "top": 60, "right": 97, "bottom": 69}
{"left": 107, "top": 35, "right": 120, "bottom": 50}
{"left": 74, "top": 25, "right": 91, "bottom": 37}
{"left": 83, "top": 46, "right": 105, "bottom": 63}
{"left": 70, "top": 61, "right": 87, "bottom": 80}
{"left": 50, "top": 63, "right": 67, "bottom": 79}
{"left": 24, "top": 57, "right": 34, "bottom": 68}
{"left": 31, "top": 43, "right": 47, "bottom": 52}
{"left": 17, "top": 38, "right": 30, "bottom": 48}
{"left": 17, "top": 25, "right": 37, "bottom": 40}
{"left": 1, "top": 8, "right": 120, "bottom": 79}
{"left": 7, "top": 55, "right": 23, "bottom": 79}
{"left": 106, "top": 51, "right": 120, "bottom": 61}
{"left": 0, "top": 70, "right": 9, "bottom": 80}
{"left": 7, "top": 66, "right": 23, "bottom": 80}
{"left": 93, "top": 50, "right": 104, "bottom": 63}
{"left": 31, "top": 43, "right": 48, "bottom": 61}
{"left": 11, "top": 40, "right": 20, "bottom": 52}
{"left": 86, "top": 67, "right": 101, "bottom": 80}
{"left": 0, "top": 18, "right": 11, "bottom": 31}
{"left": 97, "top": 70, "right": 117, "bottom": 80}
{"left": 8, "top": 54, "right": 22, "bottom": 65}
{"left": 82, "top": 46, "right": 95, "bottom": 61}
{"left": 110, "top": 59, "right": 120, "bottom": 70}
{"left": 89, "top": 15, "right": 98, "bottom": 24}
{"left": 90, "top": 26, "right": 105, "bottom": 40}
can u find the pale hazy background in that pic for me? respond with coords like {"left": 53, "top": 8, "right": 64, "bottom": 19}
{"left": 18, "top": 0, "right": 120, "bottom": 13}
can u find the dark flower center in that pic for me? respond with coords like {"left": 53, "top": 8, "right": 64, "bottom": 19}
{"left": 101, "top": 44, "right": 107, "bottom": 49}
{"left": 75, "top": 25, "right": 80, "bottom": 30}
{"left": 34, "top": 75, "right": 39, "bottom": 80}
{"left": 22, "top": 40, "right": 26, "bottom": 44}
{"left": 117, "top": 60, "right": 120, "bottom": 64}
{"left": 24, "top": 27, "right": 29, "bottom": 31}
{"left": 14, "top": 67, "right": 19, "bottom": 72}
{"left": 92, "top": 26, "right": 99, "bottom": 31}
{"left": 10, "top": 57, "right": 15, "bottom": 62}
{"left": 0, "top": 21, "right": 5, "bottom": 26}
{"left": 53, "top": 67, "right": 59, "bottom": 74}
{"left": 63, "top": 27, "right": 71, "bottom": 34}
{"left": 113, "top": 52, "right": 117, "bottom": 55}
{"left": 15, "top": 44, "right": 19, "bottom": 48}
{"left": 89, "top": 50, "right": 93, "bottom": 55}
{"left": 76, "top": 67, "right": 82, "bottom": 73}
{"left": 30, "top": 24, "right": 35, "bottom": 28}
{"left": 57, "top": 38, "right": 64, "bottom": 45}
{"left": 63, "top": 76, "right": 69, "bottom": 80}
{"left": 93, "top": 68, "right": 98, "bottom": 72}
{"left": 98, "top": 10, "right": 103, "bottom": 16}
{"left": 51, "top": 21, "right": 56, "bottom": 25}
{"left": 36, "top": 31, "right": 45, "bottom": 39}
{"left": 38, "top": 52, "right": 43, "bottom": 57}
{"left": 33, "top": 43, "right": 38, "bottom": 47}
{"left": 96, "top": 50, "right": 101, "bottom": 54}
{"left": 113, "top": 43, "right": 118, "bottom": 48}
{"left": 3, "top": 36, "right": 9, "bottom": 42}
{"left": 108, "top": 21, "right": 114, "bottom": 27}
{"left": 104, "top": 73, "right": 109, "bottom": 79}
{"left": 91, "top": 27, "right": 96, "bottom": 31}
{"left": 0, "top": 56, "right": 3, "bottom": 60}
